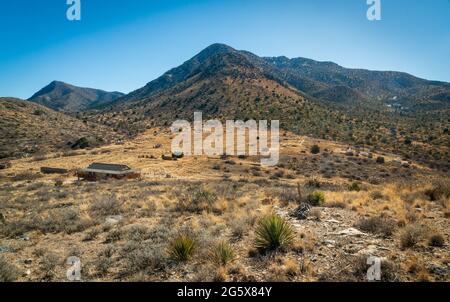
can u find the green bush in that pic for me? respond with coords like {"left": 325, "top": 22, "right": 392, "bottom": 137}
{"left": 348, "top": 182, "right": 361, "bottom": 192}
{"left": 168, "top": 235, "right": 197, "bottom": 262}
{"left": 428, "top": 233, "right": 445, "bottom": 247}
{"left": 33, "top": 109, "right": 45, "bottom": 116}
{"left": 255, "top": 214, "right": 295, "bottom": 251}
{"left": 209, "top": 241, "right": 235, "bottom": 266}
{"left": 310, "top": 145, "right": 320, "bottom": 154}
{"left": 71, "top": 137, "right": 90, "bottom": 149}
{"left": 307, "top": 191, "right": 325, "bottom": 206}
{"left": 376, "top": 156, "right": 385, "bottom": 164}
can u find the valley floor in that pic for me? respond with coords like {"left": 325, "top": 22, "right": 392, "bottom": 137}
{"left": 0, "top": 129, "right": 449, "bottom": 281}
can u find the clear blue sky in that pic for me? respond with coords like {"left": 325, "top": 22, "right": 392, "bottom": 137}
{"left": 1, "top": 0, "right": 449, "bottom": 98}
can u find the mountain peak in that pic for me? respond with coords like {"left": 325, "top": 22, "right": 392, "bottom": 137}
{"left": 28, "top": 81, "right": 124, "bottom": 112}
{"left": 203, "top": 43, "right": 235, "bottom": 52}
{"left": 194, "top": 43, "right": 236, "bottom": 61}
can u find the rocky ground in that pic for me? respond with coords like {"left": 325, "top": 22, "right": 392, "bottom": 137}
{"left": 0, "top": 129, "right": 449, "bottom": 282}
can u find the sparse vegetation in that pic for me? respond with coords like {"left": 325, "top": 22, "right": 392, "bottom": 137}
{"left": 255, "top": 214, "right": 295, "bottom": 252}
{"left": 424, "top": 182, "right": 450, "bottom": 201}
{"left": 310, "top": 145, "right": 320, "bottom": 154}
{"left": 307, "top": 191, "right": 325, "bottom": 206}
{"left": 40, "top": 251, "right": 61, "bottom": 281}
{"left": 209, "top": 241, "right": 235, "bottom": 266}
{"left": 175, "top": 184, "right": 218, "bottom": 213}
{"left": 400, "top": 224, "right": 427, "bottom": 249}
{"left": 167, "top": 235, "right": 197, "bottom": 262}
{"left": 355, "top": 216, "right": 396, "bottom": 237}
{"left": 376, "top": 156, "right": 385, "bottom": 164}
{"left": 0, "top": 124, "right": 448, "bottom": 282}
{"left": 348, "top": 182, "right": 361, "bottom": 192}
{"left": 428, "top": 233, "right": 445, "bottom": 247}
{"left": 89, "top": 195, "right": 122, "bottom": 217}
{"left": 0, "top": 256, "right": 19, "bottom": 282}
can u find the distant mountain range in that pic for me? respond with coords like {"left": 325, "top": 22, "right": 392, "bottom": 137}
{"left": 26, "top": 44, "right": 450, "bottom": 115}
{"left": 2, "top": 43, "right": 449, "bottom": 168}
{"left": 112, "top": 43, "right": 450, "bottom": 112}
{"left": 28, "top": 81, "right": 124, "bottom": 113}
{"left": 81, "top": 43, "right": 448, "bottom": 170}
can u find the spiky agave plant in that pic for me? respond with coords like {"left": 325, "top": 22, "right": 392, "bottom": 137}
{"left": 167, "top": 235, "right": 197, "bottom": 262}
{"left": 255, "top": 214, "right": 295, "bottom": 251}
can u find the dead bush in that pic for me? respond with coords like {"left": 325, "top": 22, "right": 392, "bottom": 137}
{"left": 424, "top": 182, "right": 450, "bottom": 201}
{"left": 89, "top": 195, "right": 122, "bottom": 217}
{"left": 277, "top": 185, "right": 301, "bottom": 204}
{"left": 355, "top": 216, "right": 397, "bottom": 237}
{"left": 400, "top": 224, "right": 428, "bottom": 249}
{"left": 83, "top": 227, "right": 101, "bottom": 242}
{"left": 105, "top": 229, "right": 122, "bottom": 243}
{"left": 94, "top": 246, "right": 115, "bottom": 277}
{"left": 0, "top": 256, "right": 19, "bottom": 282}
{"left": 120, "top": 241, "right": 166, "bottom": 275}
{"left": 324, "top": 201, "right": 347, "bottom": 209}
{"left": 12, "top": 171, "right": 41, "bottom": 182}
{"left": 126, "top": 224, "right": 151, "bottom": 242}
{"left": 352, "top": 255, "right": 399, "bottom": 281}
{"left": 370, "top": 191, "right": 384, "bottom": 200}
{"left": 174, "top": 184, "right": 218, "bottom": 213}
{"left": 40, "top": 208, "right": 94, "bottom": 234}
{"left": 229, "top": 214, "right": 257, "bottom": 241}
{"left": 306, "top": 178, "right": 321, "bottom": 188}
{"left": 2, "top": 217, "right": 39, "bottom": 237}
{"left": 40, "top": 251, "right": 61, "bottom": 281}
{"left": 271, "top": 170, "right": 285, "bottom": 179}
{"left": 444, "top": 211, "right": 450, "bottom": 219}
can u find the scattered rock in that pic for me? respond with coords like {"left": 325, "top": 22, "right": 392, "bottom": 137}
{"left": 323, "top": 239, "right": 336, "bottom": 245}
{"left": 105, "top": 215, "right": 123, "bottom": 226}
{"left": 24, "top": 259, "right": 33, "bottom": 265}
{"left": 20, "top": 235, "right": 30, "bottom": 241}
{"left": 0, "top": 246, "right": 10, "bottom": 253}
{"left": 334, "top": 228, "right": 367, "bottom": 237}
{"left": 344, "top": 244, "right": 362, "bottom": 254}
{"left": 428, "top": 266, "right": 450, "bottom": 276}
{"left": 325, "top": 219, "right": 340, "bottom": 224}
{"left": 356, "top": 245, "right": 378, "bottom": 256}
{"left": 323, "top": 239, "right": 336, "bottom": 248}
{"left": 291, "top": 203, "right": 311, "bottom": 220}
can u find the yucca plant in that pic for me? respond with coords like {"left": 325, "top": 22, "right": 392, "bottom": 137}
{"left": 209, "top": 241, "right": 235, "bottom": 266}
{"left": 255, "top": 214, "right": 295, "bottom": 251}
{"left": 307, "top": 191, "right": 325, "bottom": 206}
{"left": 167, "top": 235, "right": 197, "bottom": 262}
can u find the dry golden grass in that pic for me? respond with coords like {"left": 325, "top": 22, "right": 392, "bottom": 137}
{"left": 0, "top": 128, "right": 448, "bottom": 281}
